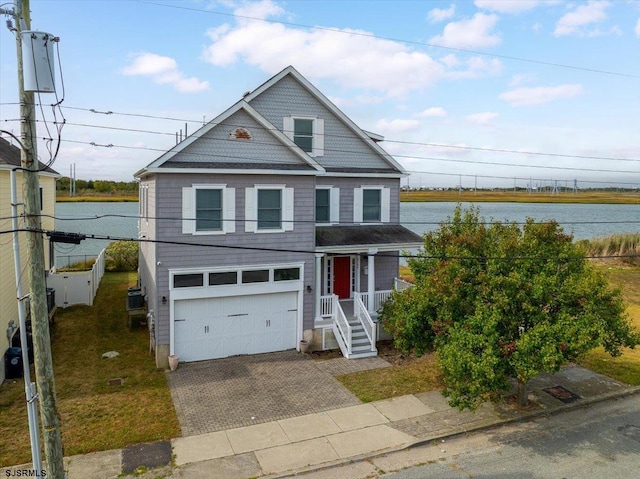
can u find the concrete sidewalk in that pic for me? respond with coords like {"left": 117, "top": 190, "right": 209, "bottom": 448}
{"left": 3, "top": 364, "right": 639, "bottom": 479}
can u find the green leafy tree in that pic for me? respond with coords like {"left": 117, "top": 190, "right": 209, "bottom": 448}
{"left": 381, "top": 206, "right": 638, "bottom": 410}
{"left": 105, "top": 240, "right": 138, "bottom": 272}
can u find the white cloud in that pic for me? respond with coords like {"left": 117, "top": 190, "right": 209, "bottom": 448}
{"left": 430, "top": 13, "right": 502, "bottom": 49}
{"left": 465, "top": 112, "right": 499, "bottom": 125}
{"left": 636, "top": 18, "right": 640, "bottom": 37}
{"left": 499, "top": 84, "right": 584, "bottom": 106}
{"left": 202, "top": 1, "right": 445, "bottom": 97}
{"left": 122, "top": 53, "right": 209, "bottom": 93}
{"left": 428, "top": 4, "right": 456, "bottom": 22}
{"left": 554, "top": 1, "right": 611, "bottom": 37}
{"left": 417, "top": 107, "right": 447, "bottom": 118}
{"left": 475, "top": 0, "right": 544, "bottom": 13}
{"left": 445, "top": 56, "right": 503, "bottom": 79}
{"left": 509, "top": 73, "right": 536, "bottom": 87}
{"left": 375, "top": 118, "right": 422, "bottom": 134}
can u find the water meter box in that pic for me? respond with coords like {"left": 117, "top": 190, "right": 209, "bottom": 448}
{"left": 21, "top": 31, "right": 56, "bottom": 93}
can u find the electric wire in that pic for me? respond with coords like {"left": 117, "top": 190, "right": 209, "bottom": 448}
{"left": 4, "top": 106, "right": 640, "bottom": 167}
{"left": 2, "top": 227, "right": 638, "bottom": 262}
{"left": 2, "top": 103, "right": 639, "bottom": 164}
{"left": 135, "top": 0, "right": 639, "bottom": 78}
{"left": 3, "top": 212, "right": 640, "bottom": 229}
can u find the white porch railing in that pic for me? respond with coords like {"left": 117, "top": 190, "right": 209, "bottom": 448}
{"left": 394, "top": 277, "right": 414, "bottom": 291}
{"left": 320, "top": 294, "right": 335, "bottom": 318}
{"left": 360, "top": 290, "right": 393, "bottom": 313}
{"left": 331, "top": 295, "right": 352, "bottom": 357}
{"left": 353, "top": 293, "right": 377, "bottom": 353}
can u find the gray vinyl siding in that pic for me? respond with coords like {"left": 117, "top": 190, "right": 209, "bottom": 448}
{"left": 138, "top": 178, "right": 157, "bottom": 320}
{"left": 249, "top": 75, "right": 394, "bottom": 172}
{"left": 315, "top": 177, "right": 400, "bottom": 224}
{"left": 152, "top": 173, "right": 316, "bottom": 346}
{"left": 167, "top": 109, "right": 308, "bottom": 168}
{"left": 376, "top": 253, "right": 400, "bottom": 290}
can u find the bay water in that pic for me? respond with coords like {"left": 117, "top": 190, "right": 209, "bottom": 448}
{"left": 53, "top": 201, "right": 639, "bottom": 266}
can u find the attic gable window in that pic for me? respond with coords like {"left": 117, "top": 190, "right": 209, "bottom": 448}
{"left": 283, "top": 116, "right": 324, "bottom": 157}
{"left": 293, "top": 119, "right": 313, "bottom": 152}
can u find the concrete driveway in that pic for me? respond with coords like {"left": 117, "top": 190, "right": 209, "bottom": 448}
{"left": 166, "top": 350, "right": 390, "bottom": 436}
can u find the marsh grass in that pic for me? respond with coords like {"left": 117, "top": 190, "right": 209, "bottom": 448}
{"left": 580, "top": 234, "right": 640, "bottom": 265}
{"left": 401, "top": 190, "right": 640, "bottom": 204}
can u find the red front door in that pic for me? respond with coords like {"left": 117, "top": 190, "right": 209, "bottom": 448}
{"left": 333, "top": 256, "right": 351, "bottom": 299}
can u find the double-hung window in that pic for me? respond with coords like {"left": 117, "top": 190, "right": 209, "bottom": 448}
{"left": 354, "top": 186, "right": 390, "bottom": 224}
{"left": 362, "top": 189, "right": 381, "bottom": 222}
{"left": 245, "top": 185, "right": 294, "bottom": 233}
{"left": 257, "top": 189, "right": 282, "bottom": 230}
{"left": 293, "top": 119, "right": 313, "bottom": 153}
{"left": 315, "top": 189, "right": 330, "bottom": 223}
{"left": 283, "top": 116, "right": 324, "bottom": 157}
{"left": 195, "top": 188, "right": 222, "bottom": 231}
{"left": 315, "top": 187, "right": 340, "bottom": 224}
{"left": 182, "top": 185, "right": 235, "bottom": 235}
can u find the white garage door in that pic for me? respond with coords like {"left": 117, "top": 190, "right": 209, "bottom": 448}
{"left": 174, "top": 292, "right": 298, "bottom": 362}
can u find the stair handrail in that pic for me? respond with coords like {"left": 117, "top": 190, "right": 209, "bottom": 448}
{"left": 332, "top": 295, "right": 352, "bottom": 356}
{"left": 353, "top": 292, "right": 376, "bottom": 351}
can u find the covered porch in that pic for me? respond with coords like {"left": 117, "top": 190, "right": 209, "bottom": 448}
{"left": 314, "top": 225, "right": 421, "bottom": 358}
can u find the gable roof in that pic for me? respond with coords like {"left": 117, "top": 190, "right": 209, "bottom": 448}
{"left": 243, "top": 66, "right": 406, "bottom": 174}
{"left": 0, "top": 136, "right": 59, "bottom": 175}
{"left": 135, "top": 100, "right": 325, "bottom": 178}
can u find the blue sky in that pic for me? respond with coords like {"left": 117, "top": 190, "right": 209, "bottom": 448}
{"left": 1, "top": 0, "right": 638, "bottom": 189}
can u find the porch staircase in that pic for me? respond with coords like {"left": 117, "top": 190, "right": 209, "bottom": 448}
{"left": 330, "top": 296, "right": 378, "bottom": 359}
{"left": 346, "top": 317, "right": 378, "bottom": 358}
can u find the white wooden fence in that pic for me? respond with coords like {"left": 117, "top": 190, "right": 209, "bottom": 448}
{"left": 46, "top": 248, "right": 106, "bottom": 308}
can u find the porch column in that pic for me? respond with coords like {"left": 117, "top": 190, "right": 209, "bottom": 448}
{"left": 314, "top": 253, "right": 324, "bottom": 321}
{"left": 367, "top": 248, "right": 378, "bottom": 313}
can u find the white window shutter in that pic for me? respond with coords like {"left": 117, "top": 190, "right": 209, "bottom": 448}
{"left": 314, "top": 118, "right": 324, "bottom": 157}
{"left": 381, "top": 187, "right": 390, "bottom": 223}
{"left": 330, "top": 187, "right": 340, "bottom": 223}
{"left": 224, "top": 187, "right": 235, "bottom": 233}
{"left": 182, "top": 187, "right": 195, "bottom": 234}
{"left": 353, "top": 187, "right": 363, "bottom": 224}
{"left": 283, "top": 187, "right": 294, "bottom": 231}
{"left": 283, "top": 117, "right": 294, "bottom": 141}
{"left": 245, "top": 187, "right": 257, "bottom": 233}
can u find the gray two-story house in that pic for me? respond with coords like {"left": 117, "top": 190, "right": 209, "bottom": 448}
{"left": 135, "top": 66, "right": 421, "bottom": 368}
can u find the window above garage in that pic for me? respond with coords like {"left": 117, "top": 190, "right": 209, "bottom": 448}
{"left": 171, "top": 265, "right": 303, "bottom": 290}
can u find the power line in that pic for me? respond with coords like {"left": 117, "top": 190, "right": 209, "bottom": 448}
{"left": 4, "top": 132, "right": 634, "bottom": 177}
{"left": 8, "top": 212, "right": 640, "bottom": 228}
{"left": 136, "top": 0, "right": 639, "bottom": 78}
{"left": 2, "top": 227, "right": 638, "bottom": 262}
{"left": 3, "top": 106, "right": 638, "bottom": 164}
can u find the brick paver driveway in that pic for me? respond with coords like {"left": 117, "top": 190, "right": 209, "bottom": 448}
{"left": 166, "top": 351, "right": 389, "bottom": 436}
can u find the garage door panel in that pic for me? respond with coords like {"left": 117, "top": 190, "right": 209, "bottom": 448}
{"left": 174, "top": 292, "right": 298, "bottom": 362}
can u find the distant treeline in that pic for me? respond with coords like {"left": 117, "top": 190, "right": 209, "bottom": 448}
{"left": 57, "top": 177, "right": 138, "bottom": 195}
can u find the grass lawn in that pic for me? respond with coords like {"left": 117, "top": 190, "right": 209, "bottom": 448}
{"left": 0, "top": 272, "right": 180, "bottom": 467}
{"left": 337, "top": 264, "right": 640, "bottom": 403}
{"left": 577, "top": 265, "right": 640, "bottom": 385}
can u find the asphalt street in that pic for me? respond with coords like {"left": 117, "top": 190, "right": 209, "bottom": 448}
{"left": 380, "top": 393, "right": 640, "bottom": 479}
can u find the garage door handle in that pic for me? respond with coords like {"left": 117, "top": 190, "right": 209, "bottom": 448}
{"left": 228, "top": 313, "right": 248, "bottom": 317}
{"left": 175, "top": 319, "right": 186, "bottom": 322}
{"left": 288, "top": 309, "right": 297, "bottom": 312}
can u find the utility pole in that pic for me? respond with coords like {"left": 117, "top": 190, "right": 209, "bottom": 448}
{"left": 14, "top": 0, "right": 65, "bottom": 476}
